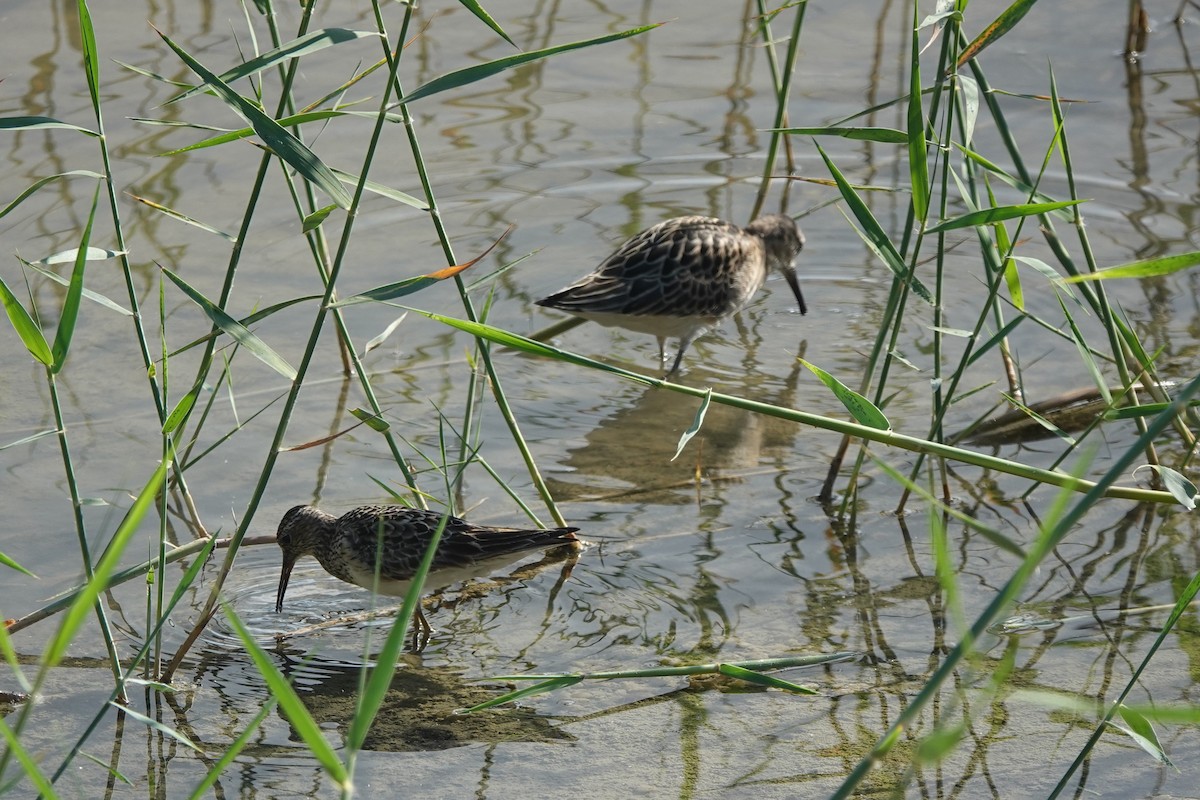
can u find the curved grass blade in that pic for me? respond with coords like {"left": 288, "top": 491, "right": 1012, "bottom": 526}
{"left": 717, "top": 663, "right": 818, "bottom": 694}
{"left": 402, "top": 24, "right": 658, "bottom": 104}
{"left": 1112, "top": 705, "right": 1174, "bottom": 767}
{"left": 0, "top": 170, "right": 104, "bottom": 221}
{"left": 22, "top": 260, "right": 132, "bottom": 317}
{"left": 161, "top": 267, "right": 297, "bottom": 380}
{"left": 0, "top": 275, "right": 53, "bottom": 366}
{"left": 926, "top": 200, "right": 1084, "bottom": 234}
{"left": 1, "top": 429, "right": 56, "bottom": 451}
{"left": 76, "top": 0, "right": 101, "bottom": 111}
{"left": 127, "top": 194, "right": 237, "bottom": 242}
{"left": 671, "top": 388, "right": 712, "bottom": 461}
{"left": 457, "top": 0, "right": 517, "bottom": 48}
{"left": 1132, "top": 465, "right": 1197, "bottom": 510}
{"left": 166, "top": 29, "right": 381, "bottom": 104}
{"left": 117, "top": 705, "right": 203, "bottom": 754}
{"left": 331, "top": 167, "right": 428, "bottom": 209}
{"left": 223, "top": 605, "right": 350, "bottom": 789}
{"left": 0, "top": 116, "right": 97, "bottom": 137}
{"left": 151, "top": 25, "right": 353, "bottom": 209}
{"left": 0, "top": 719, "right": 55, "bottom": 798}
{"left": 957, "top": 0, "right": 1038, "bottom": 68}
{"left": 1062, "top": 251, "right": 1200, "bottom": 283}
{"left": 800, "top": 358, "right": 891, "bottom": 431}
{"left": 50, "top": 186, "right": 99, "bottom": 374}
{"left": 157, "top": 110, "right": 404, "bottom": 156}
{"left": 334, "top": 228, "right": 508, "bottom": 305}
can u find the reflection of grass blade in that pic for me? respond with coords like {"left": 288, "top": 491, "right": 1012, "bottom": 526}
{"left": 161, "top": 267, "right": 298, "bottom": 380}
{"left": 51, "top": 186, "right": 99, "bottom": 374}
{"left": 151, "top": 26, "right": 353, "bottom": 209}
{"left": 671, "top": 389, "right": 711, "bottom": 461}
{"left": 402, "top": 24, "right": 659, "bottom": 104}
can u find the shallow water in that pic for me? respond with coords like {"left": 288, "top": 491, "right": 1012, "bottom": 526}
{"left": 2, "top": 0, "right": 1200, "bottom": 797}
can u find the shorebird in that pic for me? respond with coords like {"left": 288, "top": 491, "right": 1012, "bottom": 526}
{"left": 536, "top": 214, "right": 806, "bottom": 375}
{"left": 274, "top": 505, "right": 580, "bottom": 646}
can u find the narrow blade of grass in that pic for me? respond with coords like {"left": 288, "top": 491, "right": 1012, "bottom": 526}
{"left": 223, "top": 605, "right": 350, "bottom": 788}
{"left": 716, "top": 663, "right": 818, "bottom": 694}
{"left": 671, "top": 389, "right": 712, "bottom": 461}
{"left": 117, "top": 705, "right": 203, "bottom": 754}
{"left": 817, "top": 143, "right": 934, "bottom": 303}
{"left": 457, "top": 0, "right": 517, "bottom": 47}
{"left": 1132, "top": 465, "right": 1197, "bottom": 510}
{"left": 0, "top": 116, "right": 97, "bottom": 136}
{"left": 50, "top": 186, "right": 99, "bottom": 374}
{"left": 771, "top": 126, "right": 907, "bottom": 143}
{"left": 1062, "top": 251, "right": 1200, "bottom": 283}
{"left": 0, "top": 275, "right": 53, "bottom": 366}
{"left": 161, "top": 267, "right": 297, "bottom": 380}
{"left": 127, "top": 194, "right": 238, "bottom": 242}
{"left": 0, "top": 171, "right": 104, "bottom": 221}
{"left": 926, "top": 200, "right": 1085, "bottom": 233}
{"left": 0, "top": 718, "right": 56, "bottom": 798}
{"left": 44, "top": 458, "right": 170, "bottom": 669}
{"left": 907, "top": 1, "right": 929, "bottom": 223}
{"left": 402, "top": 24, "right": 659, "bottom": 104}
{"left": 0, "top": 551, "right": 36, "bottom": 578}
{"left": 459, "top": 677, "right": 584, "bottom": 713}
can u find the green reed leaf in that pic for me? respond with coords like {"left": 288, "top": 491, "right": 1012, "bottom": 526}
{"left": 771, "top": 126, "right": 907, "bottom": 143}
{"left": 457, "top": 0, "right": 517, "bottom": 47}
{"left": 161, "top": 267, "right": 297, "bottom": 380}
{"left": 800, "top": 358, "right": 891, "bottom": 431}
{"left": 926, "top": 199, "right": 1085, "bottom": 233}
{"left": 0, "top": 276, "right": 52, "bottom": 366}
{"left": 957, "top": 0, "right": 1038, "bottom": 68}
{"left": 402, "top": 24, "right": 658, "bottom": 104}
{"left": 152, "top": 26, "right": 353, "bottom": 209}
{"left": 51, "top": 186, "right": 99, "bottom": 373}
{"left": 1062, "top": 251, "right": 1200, "bottom": 283}
{"left": 166, "top": 28, "right": 381, "bottom": 104}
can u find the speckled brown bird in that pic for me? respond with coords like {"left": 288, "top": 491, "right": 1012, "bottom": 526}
{"left": 274, "top": 505, "right": 580, "bottom": 644}
{"left": 536, "top": 214, "right": 806, "bottom": 374}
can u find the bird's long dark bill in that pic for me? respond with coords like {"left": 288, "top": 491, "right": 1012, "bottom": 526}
{"left": 783, "top": 267, "right": 807, "bottom": 315}
{"left": 275, "top": 558, "right": 295, "bottom": 613}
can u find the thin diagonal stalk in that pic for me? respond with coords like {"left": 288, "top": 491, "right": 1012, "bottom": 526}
{"left": 374, "top": 9, "right": 568, "bottom": 528}
{"left": 749, "top": 0, "right": 806, "bottom": 219}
